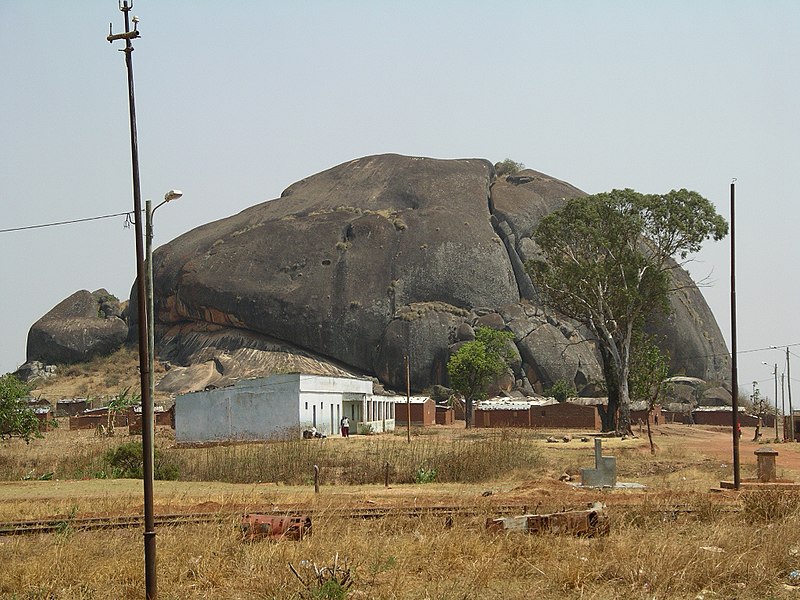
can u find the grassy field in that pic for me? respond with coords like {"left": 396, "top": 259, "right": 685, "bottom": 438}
{"left": 3, "top": 419, "right": 800, "bottom": 599}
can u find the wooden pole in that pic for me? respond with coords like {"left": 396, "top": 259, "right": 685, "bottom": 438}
{"left": 405, "top": 355, "right": 411, "bottom": 443}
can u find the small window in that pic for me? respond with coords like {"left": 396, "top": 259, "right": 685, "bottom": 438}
{"left": 305, "top": 402, "right": 308, "bottom": 410}
{"left": 320, "top": 402, "right": 323, "bottom": 408}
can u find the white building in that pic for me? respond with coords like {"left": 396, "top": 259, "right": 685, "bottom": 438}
{"left": 175, "top": 374, "right": 396, "bottom": 443}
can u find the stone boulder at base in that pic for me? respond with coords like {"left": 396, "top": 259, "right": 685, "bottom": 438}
{"left": 143, "top": 153, "right": 730, "bottom": 394}
{"left": 27, "top": 289, "right": 127, "bottom": 365}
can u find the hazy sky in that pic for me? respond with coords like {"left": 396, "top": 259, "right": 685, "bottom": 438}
{"left": 2, "top": 2, "right": 798, "bottom": 403}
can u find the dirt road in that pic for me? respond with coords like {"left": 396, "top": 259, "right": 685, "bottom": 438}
{"left": 655, "top": 423, "right": 800, "bottom": 478}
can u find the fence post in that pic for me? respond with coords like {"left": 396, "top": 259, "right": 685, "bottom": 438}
{"left": 314, "top": 464, "right": 320, "bottom": 494}
{"left": 384, "top": 461, "right": 390, "bottom": 488}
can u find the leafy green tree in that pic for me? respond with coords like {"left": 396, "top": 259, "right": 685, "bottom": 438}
{"left": 545, "top": 379, "right": 576, "bottom": 403}
{"left": 0, "top": 374, "right": 41, "bottom": 443}
{"left": 628, "top": 331, "right": 670, "bottom": 453}
{"left": 527, "top": 188, "right": 727, "bottom": 433}
{"left": 494, "top": 158, "right": 525, "bottom": 177}
{"left": 447, "top": 327, "right": 515, "bottom": 428}
{"left": 103, "top": 387, "right": 140, "bottom": 436}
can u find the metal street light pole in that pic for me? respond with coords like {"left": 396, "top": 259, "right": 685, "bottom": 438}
{"left": 788, "top": 347, "right": 795, "bottom": 442}
{"left": 106, "top": 2, "right": 156, "bottom": 598}
{"left": 729, "top": 180, "right": 740, "bottom": 489}
{"left": 145, "top": 190, "right": 182, "bottom": 409}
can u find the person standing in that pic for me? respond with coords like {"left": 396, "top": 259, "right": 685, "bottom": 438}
{"left": 341, "top": 416, "right": 350, "bottom": 438}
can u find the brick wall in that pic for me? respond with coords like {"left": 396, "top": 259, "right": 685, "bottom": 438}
{"left": 435, "top": 407, "right": 454, "bottom": 425}
{"left": 69, "top": 413, "right": 128, "bottom": 430}
{"left": 474, "top": 408, "right": 531, "bottom": 428}
{"left": 395, "top": 399, "right": 436, "bottom": 426}
{"left": 531, "top": 403, "right": 600, "bottom": 430}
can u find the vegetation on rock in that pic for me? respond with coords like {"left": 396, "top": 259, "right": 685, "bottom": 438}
{"left": 494, "top": 158, "right": 525, "bottom": 177}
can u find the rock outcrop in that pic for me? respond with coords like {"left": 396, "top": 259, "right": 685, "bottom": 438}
{"left": 27, "top": 289, "right": 127, "bottom": 365}
{"left": 135, "top": 154, "right": 728, "bottom": 394}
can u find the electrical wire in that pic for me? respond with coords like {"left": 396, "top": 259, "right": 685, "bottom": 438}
{"left": 0, "top": 210, "right": 136, "bottom": 234}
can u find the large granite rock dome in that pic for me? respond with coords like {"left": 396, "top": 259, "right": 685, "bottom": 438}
{"left": 143, "top": 154, "right": 729, "bottom": 393}
{"left": 27, "top": 289, "right": 127, "bottom": 365}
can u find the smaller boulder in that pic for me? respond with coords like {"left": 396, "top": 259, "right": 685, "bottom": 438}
{"left": 26, "top": 289, "right": 128, "bottom": 365}
{"left": 13, "top": 361, "right": 57, "bottom": 383}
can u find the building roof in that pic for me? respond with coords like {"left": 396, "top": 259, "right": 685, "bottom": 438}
{"left": 477, "top": 397, "right": 558, "bottom": 411}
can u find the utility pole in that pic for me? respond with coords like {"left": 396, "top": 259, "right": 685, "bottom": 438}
{"left": 729, "top": 180, "right": 740, "bottom": 489}
{"left": 773, "top": 363, "right": 779, "bottom": 442}
{"left": 107, "top": 3, "right": 157, "bottom": 599}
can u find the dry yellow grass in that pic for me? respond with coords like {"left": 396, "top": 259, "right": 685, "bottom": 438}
{"left": 2, "top": 496, "right": 800, "bottom": 599}
{"left": 8, "top": 356, "right": 800, "bottom": 598}
{"left": 4, "top": 423, "right": 800, "bottom": 598}
{"left": 30, "top": 346, "right": 173, "bottom": 403}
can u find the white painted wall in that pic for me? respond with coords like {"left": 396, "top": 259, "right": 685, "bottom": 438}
{"left": 175, "top": 374, "right": 374, "bottom": 442}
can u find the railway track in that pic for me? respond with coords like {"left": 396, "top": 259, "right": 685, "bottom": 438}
{"left": 0, "top": 505, "right": 528, "bottom": 536}
{"left": 0, "top": 501, "right": 740, "bottom": 537}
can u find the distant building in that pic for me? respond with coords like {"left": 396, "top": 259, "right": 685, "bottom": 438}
{"left": 33, "top": 406, "right": 55, "bottom": 431}
{"left": 55, "top": 398, "right": 89, "bottom": 417}
{"left": 435, "top": 404, "right": 455, "bottom": 425}
{"left": 69, "top": 406, "right": 128, "bottom": 430}
{"left": 394, "top": 397, "right": 436, "bottom": 427}
{"left": 474, "top": 397, "right": 604, "bottom": 430}
{"left": 691, "top": 406, "right": 773, "bottom": 428}
{"left": 174, "top": 374, "right": 397, "bottom": 443}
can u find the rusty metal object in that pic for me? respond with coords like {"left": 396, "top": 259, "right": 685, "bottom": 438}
{"left": 240, "top": 514, "right": 312, "bottom": 541}
{"left": 486, "top": 504, "right": 609, "bottom": 537}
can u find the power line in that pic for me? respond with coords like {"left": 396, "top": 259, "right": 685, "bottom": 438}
{"left": 0, "top": 210, "right": 136, "bottom": 234}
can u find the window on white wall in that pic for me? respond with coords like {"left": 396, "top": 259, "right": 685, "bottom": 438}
{"left": 305, "top": 402, "right": 308, "bottom": 410}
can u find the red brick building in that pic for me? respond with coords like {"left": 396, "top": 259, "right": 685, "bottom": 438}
{"left": 435, "top": 405, "right": 454, "bottom": 425}
{"left": 395, "top": 397, "right": 436, "bottom": 426}
{"left": 472, "top": 398, "right": 603, "bottom": 431}
{"left": 69, "top": 407, "right": 128, "bottom": 430}
{"left": 531, "top": 401, "right": 601, "bottom": 430}
{"left": 474, "top": 401, "right": 534, "bottom": 428}
{"left": 691, "top": 407, "right": 773, "bottom": 428}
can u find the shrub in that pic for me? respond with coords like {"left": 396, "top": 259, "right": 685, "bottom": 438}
{"left": 103, "top": 441, "right": 180, "bottom": 480}
{"left": 494, "top": 158, "right": 525, "bottom": 177}
{"left": 414, "top": 466, "right": 437, "bottom": 484}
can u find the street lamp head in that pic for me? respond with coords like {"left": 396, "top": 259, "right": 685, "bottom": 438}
{"left": 164, "top": 189, "right": 183, "bottom": 202}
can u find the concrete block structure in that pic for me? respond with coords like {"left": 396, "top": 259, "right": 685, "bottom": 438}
{"left": 580, "top": 439, "right": 617, "bottom": 487}
{"left": 175, "top": 374, "right": 396, "bottom": 443}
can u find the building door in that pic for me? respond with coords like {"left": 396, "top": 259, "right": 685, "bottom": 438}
{"left": 330, "top": 404, "right": 335, "bottom": 436}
